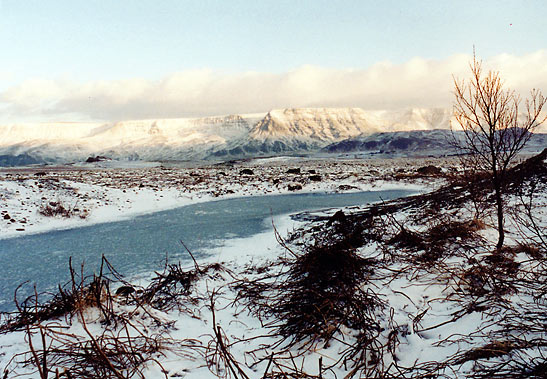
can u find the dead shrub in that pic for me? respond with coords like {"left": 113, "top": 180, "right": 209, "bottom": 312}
{"left": 427, "top": 218, "right": 484, "bottom": 241}
{"left": 385, "top": 216, "right": 486, "bottom": 264}
{"left": 0, "top": 256, "right": 206, "bottom": 378}
{"left": 136, "top": 260, "right": 227, "bottom": 313}
{"left": 233, "top": 221, "right": 385, "bottom": 375}
{"left": 454, "top": 340, "right": 517, "bottom": 364}
{"left": 460, "top": 251, "right": 520, "bottom": 297}
{"left": 38, "top": 200, "right": 88, "bottom": 219}
{"left": 388, "top": 226, "right": 426, "bottom": 251}
{"left": 516, "top": 242, "right": 544, "bottom": 259}
{"left": 272, "top": 243, "right": 380, "bottom": 344}
{"left": 1, "top": 258, "right": 115, "bottom": 334}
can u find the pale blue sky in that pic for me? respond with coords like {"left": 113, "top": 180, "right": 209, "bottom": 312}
{"left": 1, "top": 0, "right": 544, "bottom": 81}
{"left": 1, "top": 0, "right": 546, "bottom": 121}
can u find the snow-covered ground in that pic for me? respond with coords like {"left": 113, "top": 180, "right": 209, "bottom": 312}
{"left": 1, "top": 155, "right": 544, "bottom": 378}
{"left": 0, "top": 157, "right": 451, "bottom": 239}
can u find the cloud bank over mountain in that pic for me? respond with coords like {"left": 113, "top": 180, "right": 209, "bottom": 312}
{"left": 1, "top": 51, "right": 546, "bottom": 122}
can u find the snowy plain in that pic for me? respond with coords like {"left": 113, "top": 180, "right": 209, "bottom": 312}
{"left": 0, "top": 154, "right": 545, "bottom": 378}
{"left": 0, "top": 157, "right": 443, "bottom": 239}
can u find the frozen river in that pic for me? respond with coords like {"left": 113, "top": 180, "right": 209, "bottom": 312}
{"left": 0, "top": 189, "right": 414, "bottom": 311}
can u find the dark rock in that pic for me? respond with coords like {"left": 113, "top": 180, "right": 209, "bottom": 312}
{"left": 309, "top": 175, "right": 322, "bottom": 182}
{"left": 85, "top": 155, "right": 109, "bottom": 163}
{"left": 212, "top": 149, "right": 228, "bottom": 156}
{"left": 288, "top": 183, "right": 302, "bottom": 191}
{"left": 3, "top": 214, "right": 11, "bottom": 220}
{"left": 115, "top": 286, "right": 136, "bottom": 296}
{"left": 286, "top": 168, "right": 301, "bottom": 174}
{"left": 229, "top": 147, "right": 244, "bottom": 155}
{"left": 239, "top": 168, "right": 254, "bottom": 175}
{"left": 34, "top": 172, "right": 47, "bottom": 176}
{"left": 417, "top": 165, "right": 442, "bottom": 176}
{"left": 338, "top": 184, "right": 358, "bottom": 191}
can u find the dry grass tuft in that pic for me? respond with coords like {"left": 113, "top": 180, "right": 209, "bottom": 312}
{"left": 38, "top": 200, "right": 88, "bottom": 219}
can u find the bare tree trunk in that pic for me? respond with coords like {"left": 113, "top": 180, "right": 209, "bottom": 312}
{"left": 492, "top": 161, "right": 505, "bottom": 250}
{"left": 494, "top": 183, "right": 505, "bottom": 250}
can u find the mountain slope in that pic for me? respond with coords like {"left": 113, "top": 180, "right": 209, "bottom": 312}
{"left": 250, "top": 108, "right": 380, "bottom": 141}
{"left": 224, "top": 107, "right": 454, "bottom": 157}
{"left": 324, "top": 129, "right": 456, "bottom": 155}
{"left": 324, "top": 129, "right": 547, "bottom": 156}
{"left": 0, "top": 108, "right": 457, "bottom": 163}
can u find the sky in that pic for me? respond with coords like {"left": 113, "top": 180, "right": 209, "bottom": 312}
{"left": 1, "top": 0, "right": 546, "bottom": 123}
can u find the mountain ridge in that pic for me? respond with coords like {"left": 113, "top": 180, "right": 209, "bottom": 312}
{"left": 0, "top": 107, "right": 481, "bottom": 163}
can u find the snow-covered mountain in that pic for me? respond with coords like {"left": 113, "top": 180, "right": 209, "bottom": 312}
{"left": 0, "top": 114, "right": 262, "bottom": 162}
{"left": 0, "top": 108, "right": 457, "bottom": 164}
{"left": 251, "top": 108, "right": 379, "bottom": 141}
{"left": 250, "top": 108, "right": 452, "bottom": 140}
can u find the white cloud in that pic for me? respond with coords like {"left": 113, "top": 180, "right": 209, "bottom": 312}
{"left": 2, "top": 51, "right": 547, "bottom": 122}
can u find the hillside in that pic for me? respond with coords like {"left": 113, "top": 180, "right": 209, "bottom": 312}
{"left": 324, "top": 129, "right": 547, "bottom": 157}
{"left": 1, "top": 108, "right": 455, "bottom": 164}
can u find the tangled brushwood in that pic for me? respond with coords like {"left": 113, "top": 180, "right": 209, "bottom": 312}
{"left": 0, "top": 256, "right": 225, "bottom": 378}
{"left": 233, "top": 216, "right": 384, "bottom": 363}
{"left": 229, "top": 150, "right": 547, "bottom": 378}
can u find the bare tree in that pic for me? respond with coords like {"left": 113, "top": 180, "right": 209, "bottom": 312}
{"left": 452, "top": 54, "right": 546, "bottom": 250}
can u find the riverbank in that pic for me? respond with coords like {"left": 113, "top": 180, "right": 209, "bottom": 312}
{"left": 0, "top": 157, "right": 453, "bottom": 239}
